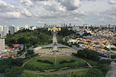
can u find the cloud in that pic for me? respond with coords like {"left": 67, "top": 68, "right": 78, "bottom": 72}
{"left": 38, "top": 21, "right": 46, "bottom": 24}
{"left": 0, "top": 12, "right": 21, "bottom": 18}
{"left": 99, "top": 17, "right": 104, "bottom": 21}
{"left": 80, "top": 0, "right": 96, "bottom": 1}
{"left": 108, "top": 0, "right": 116, "bottom": 4}
{"left": 0, "top": 0, "right": 16, "bottom": 12}
{"left": 74, "top": 17, "right": 82, "bottom": 21}
{"left": 108, "top": 15, "right": 116, "bottom": 19}
{"left": 20, "top": 0, "right": 33, "bottom": 6}
{"left": 22, "top": 8, "right": 32, "bottom": 16}
{"left": 35, "top": 0, "right": 66, "bottom": 12}
{"left": 58, "top": 0, "right": 80, "bottom": 11}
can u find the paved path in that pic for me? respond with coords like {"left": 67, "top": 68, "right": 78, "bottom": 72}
{"left": 43, "top": 32, "right": 68, "bottom": 48}
{"left": 80, "top": 58, "right": 93, "bottom": 68}
{"left": 24, "top": 69, "right": 89, "bottom": 75}
{"left": 22, "top": 58, "right": 34, "bottom": 67}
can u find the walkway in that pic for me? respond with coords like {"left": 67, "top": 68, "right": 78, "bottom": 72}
{"left": 24, "top": 69, "right": 89, "bottom": 75}
{"left": 22, "top": 58, "right": 34, "bottom": 67}
{"left": 43, "top": 32, "right": 68, "bottom": 48}
{"left": 80, "top": 58, "right": 93, "bottom": 68}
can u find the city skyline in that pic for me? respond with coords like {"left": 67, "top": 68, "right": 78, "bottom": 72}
{"left": 0, "top": 0, "right": 116, "bottom": 27}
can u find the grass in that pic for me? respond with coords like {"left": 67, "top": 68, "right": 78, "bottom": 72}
{"left": 24, "top": 68, "right": 89, "bottom": 74}
{"left": 82, "top": 58, "right": 98, "bottom": 66}
{"left": 21, "top": 69, "right": 88, "bottom": 77}
{"left": 23, "top": 55, "right": 38, "bottom": 63}
{"left": 24, "top": 56, "right": 86, "bottom": 70}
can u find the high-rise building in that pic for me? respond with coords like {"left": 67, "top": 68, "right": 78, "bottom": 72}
{"left": 3, "top": 26, "right": 9, "bottom": 36}
{"left": 25, "top": 25, "right": 28, "bottom": 29}
{"left": 114, "top": 27, "right": 116, "bottom": 31}
{"left": 0, "top": 26, "right": 3, "bottom": 33}
{"left": 17, "top": 26, "right": 20, "bottom": 31}
{"left": 8, "top": 26, "right": 15, "bottom": 34}
{"left": 0, "top": 39, "right": 5, "bottom": 51}
{"left": 64, "top": 23, "right": 65, "bottom": 27}
{"left": 69, "top": 23, "right": 71, "bottom": 27}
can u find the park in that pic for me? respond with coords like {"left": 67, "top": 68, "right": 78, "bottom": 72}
{"left": 20, "top": 27, "right": 95, "bottom": 77}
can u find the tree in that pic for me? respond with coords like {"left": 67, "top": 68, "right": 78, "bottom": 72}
{"left": 17, "top": 37, "right": 27, "bottom": 44}
{"left": 98, "top": 59, "right": 112, "bottom": 65}
{"left": 9, "top": 39, "right": 16, "bottom": 44}
{"left": 86, "top": 68, "right": 104, "bottom": 77}
{"left": 111, "top": 55, "right": 116, "bottom": 59}
{"left": 4, "top": 66, "right": 24, "bottom": 77}
{"left": 77, "top": 49, "right": 100, "bottom": 61}
{"left": 27, "top": 50, "right": 34, "bottom": 55}
{"left": 7, "top": 43, "right": 14, "bottom": 48}
{"left": 11, "top": 58, "right": 23, "bottom": 66}
{"left": 104, "top": 47, "right": 110, "bottom": 51}
{"left": 98, "top": 64, "right": 111, "bottom": 75}
{"left": 94, "top": 42, "right": 99, "bottom": 45}
{"left": 25, "top": 43, "right": 31, "bottom": 48}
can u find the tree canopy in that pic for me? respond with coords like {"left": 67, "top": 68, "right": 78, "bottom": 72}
{"left": 5, "top": 28, "right": 52, "bottom": 46}
{"left": 77, "top": 48, "right": 100, "bottom": 61}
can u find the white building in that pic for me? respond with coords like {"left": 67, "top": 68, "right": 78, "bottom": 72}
{"left": 25, "top": 25, "right": 28, "bottom": 29}
{"left": 3, "top": 26, "right": 9, "bottom": 37}
{"left": 0, "top": 39, "right": 5, "bottom": 51}
{"left": 8, "top": 26, "right": 15, "bottom": 34}
{"left": 16, "top": 26, "right": 20, "bottom": 31}
{"left": 72, "top": 26, "right": 80, "bottom": 31}
{"left": 30, "top": 26, "right": 37, "bottom": 30}
{"left": 0, "top": 26, "right": 3, "bottom": 32}
{"left": 0, "top": 26, "right": 3, "bottom": 38}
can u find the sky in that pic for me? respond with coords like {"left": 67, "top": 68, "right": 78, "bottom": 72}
{"left": 0, "top": 0, "right": 116, "bottom": 27}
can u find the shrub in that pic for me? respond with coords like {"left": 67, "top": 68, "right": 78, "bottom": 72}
{"left": 37, "top": 59, "right": 53, "bottom": 64}
{"left": 59, "top": 60, "right": 75, "bottom": 64}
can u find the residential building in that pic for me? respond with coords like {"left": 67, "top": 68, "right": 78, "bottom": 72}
{"left": 8, "top": 25, "right": 15, "bottom": 34}
{"left": 3, "top": 26, "right": 9, "bottom": 36}
{"left": 72, "top": 26, "right": 80, "bottom": 31}
{"left": 69, "top": 23, "right": 71, "bottom": 27}
{"left": 17, "top": 26, "right": 20, "bottom": 31}
{"left": 0, "top": 39, "right": 5, "bottom": 51}
{"left": 25, "top": 25, "right": 28, "bottom": 29}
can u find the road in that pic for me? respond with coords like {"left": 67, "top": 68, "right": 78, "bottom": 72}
{"left": 44, "top": 32, "right": 69, "bottom": 48}
{"left": 106, "top": 61, "right": 116, "bottom": 77}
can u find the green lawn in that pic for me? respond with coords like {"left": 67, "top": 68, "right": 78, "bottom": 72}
{"left": 23, "top": 55, "right": 38, "bottom": 63}
{"left": 21, "top": 70, "right": 88, "bottom": 77}
{"left": 24, "top": 57, "right": 86, "bottom": 70}
{"left": 82, "top": 58, "right": 98, "bottom": 66}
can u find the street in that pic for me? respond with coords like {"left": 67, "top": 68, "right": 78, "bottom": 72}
{"left": 106, "top": 61, "right": 116, "bottom": 77}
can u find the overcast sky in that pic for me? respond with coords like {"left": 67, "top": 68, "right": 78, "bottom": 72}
{"left": 0, "top": 0, "right": 116, "bottom": 27}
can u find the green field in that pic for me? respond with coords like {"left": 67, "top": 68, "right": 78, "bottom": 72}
{"left": 21, "top": 70, "right": 88, "bottom": 77}
{"left": 82, "top": 58, "right": 98, "bottom": 66}
{"left": 24, "top": 56, "right": 86, "bottom": 70}
{"left": 23, "top": 55, "right": 38, "bottom": 63}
